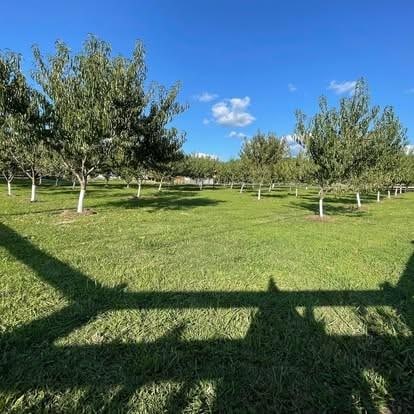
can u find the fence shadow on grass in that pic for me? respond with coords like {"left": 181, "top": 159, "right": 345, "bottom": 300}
{"left": 0, "top": 223, "right": 412, "bottom": 412}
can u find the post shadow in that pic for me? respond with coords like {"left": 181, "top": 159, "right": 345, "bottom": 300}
{"left": 0, "top": 223, "right": 412, "bottom": 412}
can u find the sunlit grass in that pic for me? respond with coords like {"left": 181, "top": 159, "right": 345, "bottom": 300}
{"left": 0, "top": 179, "right": 413, "bottom": 412}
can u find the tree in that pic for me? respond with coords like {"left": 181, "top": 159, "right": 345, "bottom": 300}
{"left": 46, "top": 150, "right": 68, "bottom": 186}
{"left": 295, "top": 98, "right": 346, "bottom": 217}
{"left": 295, "top": 79, "right": 406, "bottom": 216}
{"left": 0, "top": 151, "right": 17, "bottom": 196}
{"left": 240, "top": 132, "right": 288, "bottom": 200}
{"left": 0, "top": 51, "right": 49, "bottom": 200}
{"left": 121, "top": 83, "right": 186, "bottom": 197}
{"left": 362, "top": 107, "right": 407, "bottom": 201}
{"left": 33, "top": 36, "right": 156, "bottom": 212}
{"left": 219, "top": 159, "right": 242, "bottom": 189}
{"left": 118, "top": 165, "right": 135, "bottom": 188}
{"left": 6, "top": 87, "right": 50, "bottom": 202}
{"left": 184, "top": 155, "right": 217, "bottom": 190}
{"left": 0, "top": 51, "right": 20, "bottom": 196}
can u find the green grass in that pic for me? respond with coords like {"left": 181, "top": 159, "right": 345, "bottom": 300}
{"left": 0, "top": 180, "right": 413, "bottom": 413}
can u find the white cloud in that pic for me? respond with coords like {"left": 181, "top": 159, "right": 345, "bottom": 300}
{"left": 202, "top": 118, "right": 210, "bottom": 125}
{"left": 212, "top": 97, "right": 255, "bottom": 127}
{"left": 405, "top": 144, "right": 414, "bottom": 154}
{"left": 288, "top": 83, "right": 297, "bottom": 92}
{"left": 328, "top": 80, "right": 356, "bottom": 95}
{"left": 228, "top": 131, "right": 247, "bottom": 139}
{"left": 196, "top": 92, "right": 219, "bottom": 102}
{"left": 193, "top": 152, "right": 219, "bottom": 160}
{"left": 282, "top": 134, "right": 302, "bottom": 155}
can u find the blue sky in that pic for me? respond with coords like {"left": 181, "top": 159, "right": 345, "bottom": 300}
{"left": 1, "top": 1, "right": 413, "bottom": 159}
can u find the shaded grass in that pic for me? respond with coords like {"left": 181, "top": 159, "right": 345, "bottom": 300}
{"left": 0, "top": 179, "right": 413, "bottom": 413}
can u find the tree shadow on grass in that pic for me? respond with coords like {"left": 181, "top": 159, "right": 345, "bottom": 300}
{"left": 95, "top": 193, "right": 225, "bottom": 212}
{"left": 289, "top": 197, "right": 371, "bottom": 217}
{"left": 0, "top": 223, "right": 412, "bottom": 412}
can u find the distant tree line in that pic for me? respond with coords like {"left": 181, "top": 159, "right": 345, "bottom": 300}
{"left": 1, "top": 38, "right": 413, "bottom": 216}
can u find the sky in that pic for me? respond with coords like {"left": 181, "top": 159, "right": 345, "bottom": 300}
{"left": 1, "top": 0, "right": 413, "bottom": 159}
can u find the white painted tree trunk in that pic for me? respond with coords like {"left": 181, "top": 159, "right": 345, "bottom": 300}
{"left": 126, "top": 183, "right": 130, "bottom": 189}
{"left": 400, "top": 185, "right": 403, "bottom": 194}
{"left": 77, "top": 187, "right": 86, "bottom": 213}
{"left": 377, "top": 191, "right": 380, "bottom": 202}
{"left": 55, "top": 177, "right": 59, "bottom": 186}
{"left": 268, "top": 183, "right": 272, "bottom": 192}
{"left": 295, "top": 188, "right": 298, "bottom": 197}
{"left": 7, "top": 181, "right": 11, "bottom": 196}
{"left": 319, "top": 197, "right": 324, "bottom": 218}
{"left": 199, "top": 180, "right": 203, "bottom": 190}
{"left": 72, "top": 180, "right": 76, "bottom": 190}
{"left": 30, "top": 183, "right": 36, "bottom": 202}
{"left": 158, "top": 177, "right": 163, "bottom": 192}
{"left": 38, "top": 176, "right": 42, "bottom": 185}
{"left": 137, "top": 179, "right": 142, "bottom": 198}
{"left": 230, "top": 181, "right": 234, "bottom": 189}
{"left": 395, "top": 187, "right": 398, "bottom": 196}
{"left": 387, "top": 190, "right": 390, "bottom": 199}
{"left": 356, "top": 192, "right": 361, "bottom": 208}
{"left": 240, "top": 182, "right": 245, "bottom": 193}
{"left": 257, "top": 183, "right": 262, "bottom": 200}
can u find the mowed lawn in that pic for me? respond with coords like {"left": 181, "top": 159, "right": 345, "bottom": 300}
{"left": 0, "top": 180, "right": 413, "bottom": 413}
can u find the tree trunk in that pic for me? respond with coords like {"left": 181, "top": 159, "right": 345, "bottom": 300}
{"left": 105, "top": 177, "right": 109, "bottom": 187}
{"left": 400, "top": 185, "right": 403, "bottom": 194}
{"left": 230, "top": 181, "right": 234, "bottom": 190}
{"left": 77, "top": 183, "right": 86, "bottom": 213}
{"left": 137, "top": 179, "right": 142, "bottom": 198}
{"left": 7, "top": 181, "right": 12, "bottom": 196}
{"left": 356, "top": 192, "right": 361, "bottom": 208}
{"left": 268, "top": 183, "right": 272, "bottom": 192}
{"left": 126, "top": 182, "right": 130, "bottom": 189}
{"left": 158, "top": 177, "right": 163, "bottom": 192}
{"left": 55, "top": 177, "right": 59, "bottom": 186}
{"left": 257, "top": 183, "right": 262, "bottom": 200}
{"left": 319, "top": 197, "right": 324, "bottom": 218}
{"left": 30, "top": 178, "right": 36, "bottom": 202}
{"left": 72, "top": 180, "right": 76, "bottom": 190}
{"left": 387, "top": 190, "right": 391, "bottom": 199}
{"left": 38, "top": 176, "right": 42, "bottom": 185}
{"left": 295, "top": 187, "right": 298, "bottom": 197}
{"left": 199, "top": 180, "right": 203, "bottom": 190}
{"left": 395, "top": 187, "right": 398, "bottom": 197}
{"left": 377, "top": 191, "right": 380, "bottom": 203}
{"left": 240, "top": 182, "right": 245, "bottom": 193}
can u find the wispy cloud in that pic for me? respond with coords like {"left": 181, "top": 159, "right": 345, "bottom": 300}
{"left": 202, "top": 118, "right": 210, "bottom": 125}
{"left": 212, "top": 97, "right": 255, "bottom": 127}
{"left": 288, "top": 83, "right": 297, "bottom": 92}
{"left": 328, "top": 80, "right": 356, "bottom": 95}
{"left": 195, "top": 92, "right": 219, "bottom": 102}
{"left": 228, "top": 131, "right": 247, "bottom": 139}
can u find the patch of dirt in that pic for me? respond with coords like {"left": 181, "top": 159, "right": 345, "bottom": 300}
{"left": 305, "top": 214, "right": 335, "bottom": 222}
{"left": 57, "top": 209, "right": 97, "bottom": 221}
